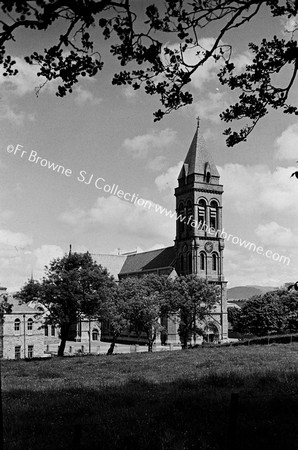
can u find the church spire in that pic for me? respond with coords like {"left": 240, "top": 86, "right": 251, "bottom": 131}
{"left": 178, "top": 119, "right": 220, "bottom": 181}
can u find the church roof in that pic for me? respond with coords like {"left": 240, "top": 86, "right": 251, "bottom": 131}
{"left": 178, "top": 121, "right": 220, "bottom": 179}
{"left": 92, "top": 254, "right": 127, "bottom": 281}
{"left": 119, "top": 246, "right": 176, "bottom": 275}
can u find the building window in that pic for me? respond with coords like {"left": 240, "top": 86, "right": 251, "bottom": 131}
{"left": 28, "top": 345, "right": 33, "bottom": 358}
{"left": 212, "top": 253, "right": 217, "bottom": 271}
{"left": 178, "top": 203, "right": 185, "bottom": 235}
{"left": 14, "top": 318, "right": 21, "bottom": 332}
{"left": 200, "top": 252, "right": 206, "bottom": 271}
{"left": 188, "top": 253, "right": 192, "bottom": 274}
{"left": 51, "top": 325, "right": 55, "bottom": 336}
{"left": 92, "top": 329, "right": 99, "bottom": 341}
{"left": 44, "top": 325, "right": 48, "bottom": 336}
{"left": 209, "top": 200, "right": 218, "bottom": 230}
{"left": 15, "top": 346, "right": 21, "bottom": 360}
{"left": 186, "top": 201, "right": 192, "bottom": 235}
{"left": 198, "top": 199, "right": 206, "bottom": 226}
{"left": 27, "top": 318, "right": 33, "bottom": 331}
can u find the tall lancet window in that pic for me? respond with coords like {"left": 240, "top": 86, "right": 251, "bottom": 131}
{"left": 186, "top": 201, "right": 193, "bottom": 235}
{"left": 198, "top": 199, "right": 206, "bottom": 228}
{"left": 212, "top": 253, "right": 218, "bottom": 272}
{"left": 209, "top": 200, "right": 218, "bottom": 230}
{"left": 200, "top": 252, "right": 206, "bottom": 271}
{"left": 178, "top": 203, "right": 185, "bottom": 235}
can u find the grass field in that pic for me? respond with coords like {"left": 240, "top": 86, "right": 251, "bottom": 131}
{"left": 2, "top": 344, "right": 298, "bottom": 450}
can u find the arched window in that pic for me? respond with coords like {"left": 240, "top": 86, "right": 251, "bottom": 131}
{"left": 14, "top": 318, "right": 20, "bottom": 332}
{"left": 51, "top": 325, "right": 55, "bottom": 336}
{"left": 188, "top": 253, "right": 192, "bottom": 274}
{"left": 27, "top": 318, "right": 33, "bottom": 331}
{"left": 178, "top": 203, "right": 185, "bottom": 235}
{"left": 44, "top": 326, "right": 48, "bottom": 336}
{"left": 186, "top": 201, "right": 192, "bottom": 235}
{"left": 92, "top": 329, "right": 99, "bottom": 341}
{"left": 180, "top": 254, "right": 184, "bottom": 274}
{"left": 209, "top": 200, "right": 218, "bottom": 230}
{"left": 212, "top": 253, "right": 218, "bottom": 271}
{"left": 200, "top": 252, "right": 206, "bottom": 271}
{"left": 198, "top": 199, "right": 206, "bottom": 227}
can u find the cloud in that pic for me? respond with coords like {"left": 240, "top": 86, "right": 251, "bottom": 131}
{"left": 60, "top": 195, "right": 174, "bottom": 242}
{"left": 74, "top": 86, "right": 102, "bottom": 105}
{"left": 0, "top": 229, "right": 32, "bottom": 247}
{"left": 0, "top": 57, "right": 45, "bottom": 96}
{"left": 123, "top": 86, "right": 137, "bottom": 99}
{"left": 0, "top": 104, "right": 34, "bottom": 125}
{"left": 255, "top": 222, "right": 295, "bottom": 246}
{"left": 123, "top": 128, "right": 177, "bottom": 158}
{"left": 147, "top": 155, "right": 167, "bottom": 171}
{"left": 274, "top": 123, "right": 298, "bottom": 161}
{"left": 194, "top": 91, "right": 229, "bottom": 123}
{"left": 219, "top": 163, "right": 298, "bottom": 215}
{"left": 155, "top": 161, "right": 183, "bottom": 192}
{"left": 33, "top": 245, "right": 64, "bottom": 275}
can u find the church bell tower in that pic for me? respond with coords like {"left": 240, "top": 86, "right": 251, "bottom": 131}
{"left": 174, "top": 118, "right": 228, "bottom": 341}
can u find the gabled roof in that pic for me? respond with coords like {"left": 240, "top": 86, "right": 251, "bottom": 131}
{"left": 4, "top": 296, "right": 38, "bottom": 314}
{"left": 92, "top": 254, "right": 127, "bottom": 281}
{"left": 178, "top": 121, "right": 219, "bottom": 179}
{"left": 119, "top": 246, "right": 177, "bottom": 275}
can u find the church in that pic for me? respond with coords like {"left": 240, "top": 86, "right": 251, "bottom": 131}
{"left": 88, "top": 119, "right": 228, "bottom": 346}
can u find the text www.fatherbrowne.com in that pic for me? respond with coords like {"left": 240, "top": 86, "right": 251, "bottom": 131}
{"left": 6, "top": 144, "right": 290, "bottom": 266}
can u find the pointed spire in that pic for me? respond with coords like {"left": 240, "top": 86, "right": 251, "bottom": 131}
{"left": 178, "top": 118, "right": 219, "bottom": 180}
{"left": 69, "top": 244, "right": 72, "bottom": 256}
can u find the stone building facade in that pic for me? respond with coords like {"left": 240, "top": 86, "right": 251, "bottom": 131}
{"left": 1, "top": 294, "right": 45, "bottom": 359}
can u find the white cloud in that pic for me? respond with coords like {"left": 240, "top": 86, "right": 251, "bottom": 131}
{"left": 123, "top": 86, "right": 137, "bottom": 99}
{"left": 0, "top": 57, "right": 45, "bottom": 96}
{"left": 274, "top": 123, "right": 298, "bottom": 161}
{"left": 219, "top": 163, "right": 298, "bottom": 215}
{"left": 60, "top": 195, "right": 174, "bottom": 241}
{"left": 74, "top": 86, "right": 102, "bottom": 105}
{"left": 155, "top": 161, "right": 183, "bottom": 192}
{"left": 0, "top": 229, "right": 32, "bottom": 247}
{"left": 194, "top": 91, "right": 229, "bottom": 123}
{"left": 255, "top": 222, "right": 295, "bottom": 246}
{"left": 147, "top": 155, "right": 167, "bottom": 171}
{"left": 33, "top": 245, "right": 64, "bottom": 274}
{"left": 123, "top": 128, "right": 177, "bottom": 158}
{"left": 0, "top": 104, "right": 34, "bottom": 126}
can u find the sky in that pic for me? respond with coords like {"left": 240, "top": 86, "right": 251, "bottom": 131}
{"left": 1, "top": 1, "right": 298, "bottom": 291}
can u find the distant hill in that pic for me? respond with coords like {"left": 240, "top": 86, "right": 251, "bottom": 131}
{"left": 227, "top": 285, "right": 277, "bottom": 301}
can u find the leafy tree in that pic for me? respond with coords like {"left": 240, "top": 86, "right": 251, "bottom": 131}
{"left": 227, "top": 306, "right": 241, "bottom": 330}
{"left": 0, "top": 294, "right": 12, "bottom": 320}
{"left": 233, "top": 290, "right": 297, "bottom": 336}
{"left": 120, "top": 274, "right": 170, "bottom": 352}
{"left": 17, "top": 252, "right": 114, "bottom": 356}
{"left": 1, "top": 1, "right": 298, "bottom": 145}
{"left": 99, "top": 282, "right": 129, "bottom": 355}
{"left": 169, "top": 275, "right": 219, "bottom": 349}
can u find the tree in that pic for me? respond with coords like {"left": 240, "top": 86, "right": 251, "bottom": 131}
{"left": 1, "top": 1, "right": 297, "bottom": 146}
{"left": 99, "top": 282, "right": 129, "bottom": 355}
{"left": 17, "top": 252, "right": 114, "bottom": 356}
{"left": 169, "top": 275, "right": 219, "bottom": 349}
{"left": 233, "top": 289, "right": 298, "bottom": 336}
{"left": 120, "top": 274, "right": 170, "bottom": 352}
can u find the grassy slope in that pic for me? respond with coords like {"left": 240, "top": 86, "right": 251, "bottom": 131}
{"left": 2, "top": 344, "right": 298, "bottom": 450}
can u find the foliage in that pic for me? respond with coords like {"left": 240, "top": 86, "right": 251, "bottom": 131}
{"left": 234, "top": 289, "right": 298, "bottom": 336}
{"left": 17, "top": 252, "right": 114, "bottom": 356}
{"left": 119, "top": 274, "right": 170, "bottom": 352}
{"left": 227, "top": 306, "right": 241, "bottom": 329}
{"left": 0, "top": 294, "right": 12, "bottom": 321}
{"left": 169, "top": 275, "right": 219, "bottom": 348}
{"left": 1, "top": 1, "right": 298, "bottom": 145}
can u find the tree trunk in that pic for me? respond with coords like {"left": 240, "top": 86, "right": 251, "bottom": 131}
{"left": 148, "top": 339, "right": 153, "bottom": 352}
{"left": 58, "top": 323, "right": 70, "bottom": 357}
{"left": 107, "top": 340, "right": 116, "bottom": 355}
